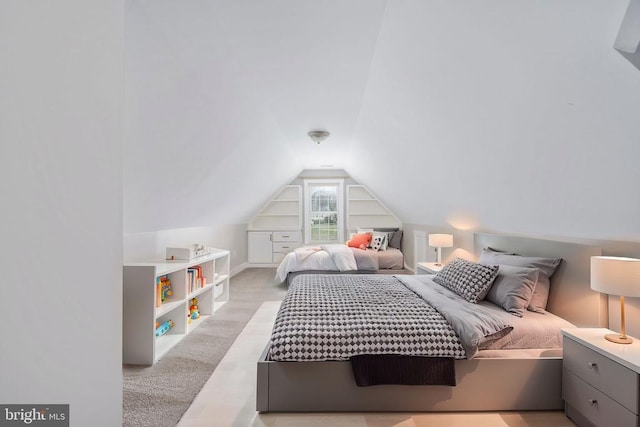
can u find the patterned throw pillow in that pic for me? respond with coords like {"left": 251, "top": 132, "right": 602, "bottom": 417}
{"left": 433, "top": 258, "right": 499, "bottom": 303}
{"left": 370, "top": 235, "right": 386, "bottom": 251}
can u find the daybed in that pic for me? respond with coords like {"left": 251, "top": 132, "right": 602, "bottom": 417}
{"left": 256, "top": 233, "right": 606, "bottom": 412}
{"left": 275, "top": 228, "right": 405, "bottom": 283}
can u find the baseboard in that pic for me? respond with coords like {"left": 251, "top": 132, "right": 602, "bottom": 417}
{"left": 230, "top": 262, "right": 249, "bottom": 277}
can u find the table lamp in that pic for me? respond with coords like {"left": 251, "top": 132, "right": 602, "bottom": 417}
{"left": 428, "top": 234, "right": 453, "bottom": 265}
{"left": 591, "top": 256, "right": 640, "bottom": 344}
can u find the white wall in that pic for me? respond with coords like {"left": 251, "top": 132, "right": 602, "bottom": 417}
{"left": 351, "top": 0, "right": 640, "bottom": 242}
{"left": 124, "top": 1, "right": 640, "bottom": 254}
{"left": 124, "top": 224, "right": 247, "bottom": 272}
{"left": 123, "top": 0, "right": 388, "bottom": 241}
{"left": 0, "top": 1, "right": 123, "bottom": 425}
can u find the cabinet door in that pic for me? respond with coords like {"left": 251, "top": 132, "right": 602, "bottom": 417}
{"left": 248, "top": 232, "right": 273, "bottom": 263}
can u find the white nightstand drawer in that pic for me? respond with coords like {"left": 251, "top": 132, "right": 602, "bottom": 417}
{"left": 273, "top": 242, "right": 296, "bottom": 253}
{"left": 272, "top": 231, "right": 300, "bottom": 242}
{"left": 272, "top": 252, "right": 286, "bottom": 264}
{"left": 564, "top": 338, "right": 639, "bottom": 413}
{"left": 563, "top": 369, "right": 637, "bottom": 427}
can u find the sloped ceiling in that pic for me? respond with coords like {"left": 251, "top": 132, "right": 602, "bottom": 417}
{"left": 125, "top": 0, "right": 640, "bottom": 241}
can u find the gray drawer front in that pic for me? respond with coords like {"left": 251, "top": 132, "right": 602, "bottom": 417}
{"left": 564, "top": 338, "right": 639, "bottom": 413}
{"left": 563, "top": 370, "right": 637, "bottom": 427}
{"left": 272, "top": 231, "right": 300, "bottom": 242}
{"left": 273, "top": 242, "right": 296, "bottom": 253}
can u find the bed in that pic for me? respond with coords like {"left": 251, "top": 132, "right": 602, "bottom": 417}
{"left": 256, "top": 232, "right": 607, "bottom": 412}
{"left": 275, "top": 228, "right": 405, "bottom": 283}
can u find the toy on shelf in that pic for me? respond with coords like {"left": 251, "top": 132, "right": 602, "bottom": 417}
{"left": 189, "top": 298, "right": 200, "bottom": 320}
{"left": 156, "top": 276, "right": 172, "bottom": 308}
{"left": 155, "top": 319, "right": 174, "bottom": 337}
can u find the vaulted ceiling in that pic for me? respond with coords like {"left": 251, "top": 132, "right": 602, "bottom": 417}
{"left": 124, "top": 0, "right": 640, "bottom": 241}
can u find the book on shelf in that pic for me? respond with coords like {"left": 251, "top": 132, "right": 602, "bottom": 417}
{"left": 156, "top": 275, "right": 172, "bottom": 307}
{"left": 187, "top": 266, "right": 205, "bottom": 293}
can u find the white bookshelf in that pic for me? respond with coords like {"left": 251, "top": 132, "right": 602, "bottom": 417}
{"left": 346, "top": 185, "right": 401, "bottom": 230}
{"left": 123, "top": 248, "right": 230, "bottom": 365}
{"left": 248, "top": 185, "right": 302, "bottom": 230}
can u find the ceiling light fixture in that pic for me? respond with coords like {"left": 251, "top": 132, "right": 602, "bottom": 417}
{"left": 308, "top": 130, "right": 330, "bottom": 144}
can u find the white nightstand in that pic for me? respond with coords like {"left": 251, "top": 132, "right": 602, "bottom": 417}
{"left": 562, "top": 328, "right": 640, "bottom": 427}
{"left": 415, "top": 262, "right": 443, "bottom": 275}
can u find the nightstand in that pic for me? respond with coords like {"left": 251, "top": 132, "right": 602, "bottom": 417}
{"left": 415, "top": 262, "right": 443, "bottom": 275}
{"left": 562, "top": 328, "right": 640, "bottom": 427}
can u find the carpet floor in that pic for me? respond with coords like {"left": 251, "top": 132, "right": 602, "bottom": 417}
{"left": 122, "top": 268, "right": 287, "bottom": 427}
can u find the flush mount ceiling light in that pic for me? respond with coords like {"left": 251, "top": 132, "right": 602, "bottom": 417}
{"left": 307, "top": 130, "right": 330, "bottom": 144}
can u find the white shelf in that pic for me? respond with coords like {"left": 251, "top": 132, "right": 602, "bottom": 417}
{"left": 123, "top": 248, "right": 231, "bottom": 365}
{"left": 156, "top": 299, "right": 184, "bottom": 319}
{"left": 346, "top": 185, "right": 401, "bottom": 231}
{"left": 248, "top": 185, "right": 302, "bottom": 231}
{"left": 188, "top": 283, "right": 212, "bottom": 299}
{"left": 349, "top": 212, "right": 395, "bottom": 216}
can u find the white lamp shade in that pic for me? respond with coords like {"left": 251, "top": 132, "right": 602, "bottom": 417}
{"left": 591, "top": 256, "right": 640, "bottom": 297}
{"left": 428, "top": 234, "right": 453, "bottom": 248}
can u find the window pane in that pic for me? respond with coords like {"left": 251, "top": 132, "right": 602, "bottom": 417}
{"left": 310, "top": 185, "right": 338, "bottom": 242}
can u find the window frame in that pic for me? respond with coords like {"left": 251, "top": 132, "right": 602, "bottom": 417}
{"left": 303, "top": 178, "right": 344, "bottom": 244}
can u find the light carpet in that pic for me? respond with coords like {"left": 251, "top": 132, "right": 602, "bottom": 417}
{"left": 122, "top": 268, "right": 287, "bottom": 427}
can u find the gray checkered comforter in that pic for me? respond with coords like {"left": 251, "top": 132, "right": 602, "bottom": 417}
{"left": 268, "top": 274, "right": 468, "bottom": 361}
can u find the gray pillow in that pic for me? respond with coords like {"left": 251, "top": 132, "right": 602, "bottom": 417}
{"left": 433, "top": 258, "right": 499, "bottom": 303}
{"left": 388, "top": 230, "right": 403, "bottom": 249}
{"left": 486, "top": 265, "right": 539, "bottom": 317}
{"left": 478, "top": 248, "right": 562, "bottom": 312}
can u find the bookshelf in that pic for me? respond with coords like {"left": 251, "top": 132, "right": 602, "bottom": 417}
{"left": 346, "top": 185, "right": 401, "bottom": 230}
{"left": 123, "top": 248, "right": 230, "bottom": 365}
{"left": 248, "top": 185, "right": 302, "bottom": 230}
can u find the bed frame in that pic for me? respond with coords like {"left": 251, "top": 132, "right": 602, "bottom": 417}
{"left": 256, "top": 233, "right": 605, "bottom": 412}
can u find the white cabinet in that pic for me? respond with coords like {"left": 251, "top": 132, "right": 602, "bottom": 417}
{"left": 247, "top": 230, "right": 301, "bottom": 265}
{"left": 248, "top": 185, "right": 302, "bottom": 265}
{"left": 272, "top": 231, "right": 300, "bottom": 263}
{"left": 123, "top": 249, "right": 230, "bottom": 365}
{"left": 346, "top": 185, "right": 401, "bottom": 231}
{"left": 248, "top": 232, "right": 273, "bottom": 264}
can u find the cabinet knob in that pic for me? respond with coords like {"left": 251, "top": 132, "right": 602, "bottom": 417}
{"left": 587, "top": 362, "right": 597, "bottom": 369}
{"left": 588, "top": 399, "right": 597, "bottom": 406}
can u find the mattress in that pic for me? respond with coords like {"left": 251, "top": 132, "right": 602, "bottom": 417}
{"left": 275, "top": 245, "right": 404, "bottom": 282}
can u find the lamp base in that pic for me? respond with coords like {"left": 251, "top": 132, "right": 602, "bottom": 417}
{"left": 605, "top": 334, "right": 633, "bottom": 344}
